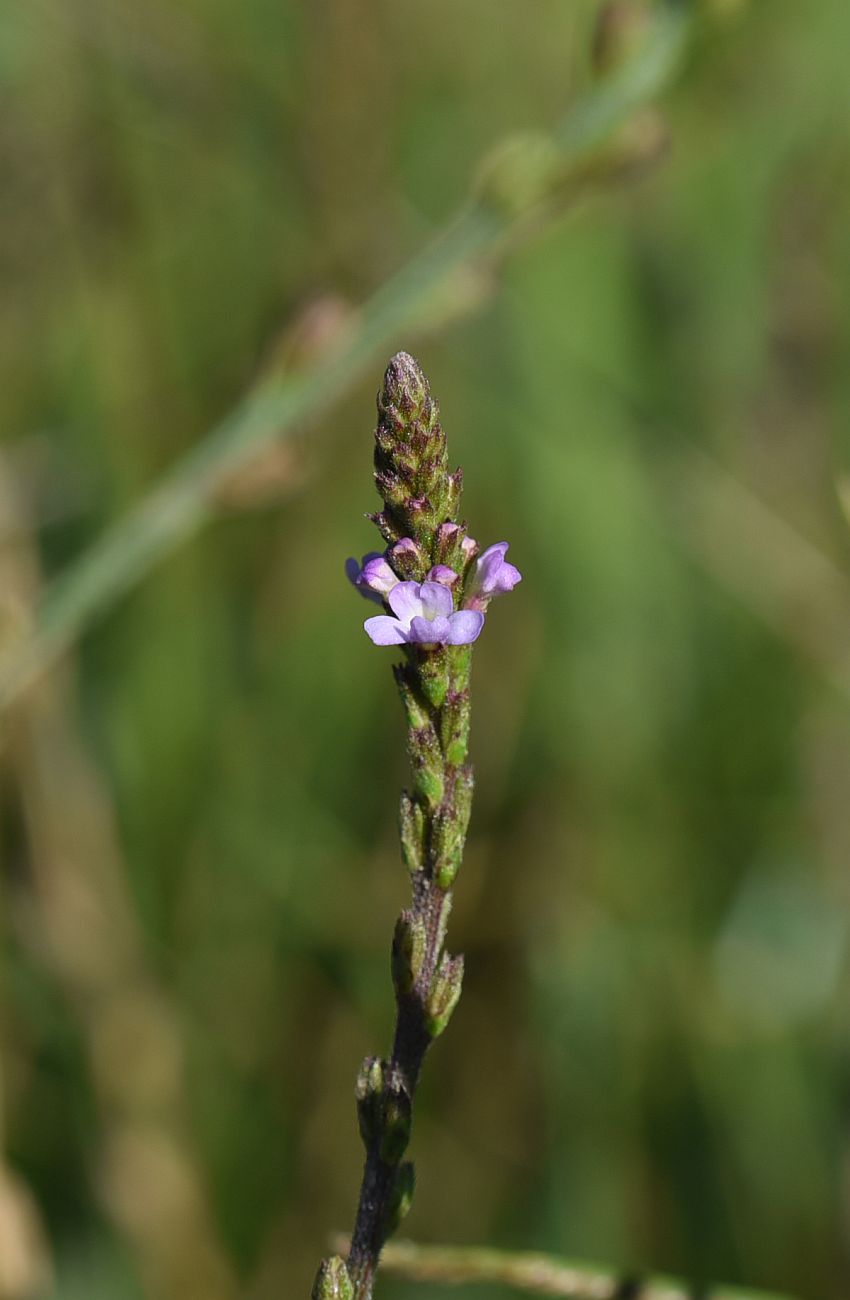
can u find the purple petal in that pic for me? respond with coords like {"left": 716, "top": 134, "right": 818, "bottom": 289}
{"left": 364, "top": 615, "right": 407, "bottom": 645}
{"left": 460, "top": 535, "right": 479, "bottom": 561}
{"left": 358, "top": 554, "right": 398, "bottom": 596}
{"left": 409, "top": 615, "right": 451, "bottom": 644}
{"left": 492, "top": 560, "right": 521, "bottom": 593}
{"left": 345, "top": 557, "right": 361, "bottom": 585}
{"left": 475, "top": 542, "right": 510, "bottom": 593}
{"left": 419, "top": 581, "right": 453, "bottom": 619}
{"left": 446, "top": 610, "right": 485, "bottom": 644}
{"left": 426, "top": 565, "right": 458, "bottom": 588}
{"left": 388, "top": 581, "right": 424, "bottom": 625}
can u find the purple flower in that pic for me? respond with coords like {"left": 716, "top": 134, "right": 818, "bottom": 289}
{"left": 346, "top": 552, "right": 399, "bottom": 604}
{"left": 426, "top": 565, "right": 459, "bottom": 588}
{"left": 464, "top": 542, "right": 522, "bottom": 611}
{"left": 365, "top": 581, "right": 484, "bottom": 647}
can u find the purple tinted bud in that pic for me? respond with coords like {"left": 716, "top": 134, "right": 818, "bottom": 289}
{"left": 392, "top": 538, "right": 422, "bottom": 558}
{"left": 436, "top": 522, "right": 460, "bottom": 546}
{"left": 364, "top": 581, "right": 484, "bottom": 647}
{"left": 389, "top": 536, "right": 427, "bottom": 580}
{"left": 346, "top": 551, "right": 399, "bottom": 604}
{"left": 426, "top": 565, "right": 459, "bottom": 588}
{"left": 460, "top": 535, "right": 479, "bottom": 561}
{"left": 463, "top": 542, "right": 522, "bottom": 611}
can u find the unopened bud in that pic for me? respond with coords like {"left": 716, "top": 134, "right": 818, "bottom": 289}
{"left": 408, "top": 724, "right": 444, "bottom": 806}
{"left": 312, "top": 1256, "right": 354, "bottom": 1300}
{"left": 381, "top": 1161, "right": 415, "bottom": 1241}
{"left": 379, "top": 1079, "right": 412, "bottom": 1164}
{"left": 355, "top": 1056, "right": 385, "bottom": 1146}
{"left": 432, "top": 768, "right": 473, "bottom": 889}
{"left": 392, "top": 910, "right": 427, "bottom": 996}
{"left": 476, "top": 131, "right": 563, "bottom": 219}
{"left": 399, "top": 792, "right": 426, "bottom": 874}
{"left": 425, "top": 952, "right": 464, "bottom": 1038}
{"left": 389, "top": 536, "right": 428, "bottom": 581}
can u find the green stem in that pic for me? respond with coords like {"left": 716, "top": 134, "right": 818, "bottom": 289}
{"left": 0, "top": 5, "right": 691, "bottom": 714}
{"left": 347, "top": 1238, "right": 796, "bottom": 1300}
{"left": 346, "top": 646, "right": 472, "bottom": 1300}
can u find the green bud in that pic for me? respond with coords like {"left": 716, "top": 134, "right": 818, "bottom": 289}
{"left": 355, "top": 1056, "right": 385, "bottom": 1146}
{"left": 440, "top": 689, "right": 472, "bottom": 768}
{"left": 393, "top": 664, "right": 430, "bottom": 731}
{"left": 379, "top": 1079, "right": 412, "bottom": 1164}
{"left": 399, "top": 792, "right": 426, "bottom": 874}
{"left": 392, "top": 910, "right": 427, "bottom": 996}
{"left": 408, "top": 725, "right": 444, "bottom": 806}
{"left": 432, "top": 767, "right": 474, "bottom": 889}
{"left": 312, "top": 1257, "right": 354, "bottom": 1300}
{"left": 475, "top": 130, "right": 563, "bottom": 219}
{"left": 381, "top": 1161, "right": 415, "bottom": 1241}
{"left": 425, "top": 952, "right": 464, "bottom": 1038}
{"left": 373, "top": 353, "right": 458, "bottom": 550}
{"left": 417, "top": 646, "right": 449, "bottom": 709}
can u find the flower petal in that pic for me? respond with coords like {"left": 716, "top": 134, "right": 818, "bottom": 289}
{"left": 426, "top": 565, "right": 458, "bottom": 588}
{"left": 409, "top": 615, "right": 451, "bottom": 644}
{"left": 358, "top": 554, "right": 398, "bottom": 596}
{"left": 446, "top": 610, "right": 485, "bottom": 644}
{"left": 364, "top": 615, "right": 407, "bottom": 645}
{"left": 388, "top": 581, "right": 424, "bottom": 625}
{"left": 475, "top": 542, "right": 510, "bottom": 592}
{"left": 492, "top": 560, "right": 521, "bottom": 593}
{"left": 419, "top": 581, "right": 453, "bottom": 619}
{"left": 345, "top": 557, "right": 361, "bottom": 585}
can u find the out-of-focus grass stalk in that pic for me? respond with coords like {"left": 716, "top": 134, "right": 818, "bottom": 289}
{"left": 348, "top": 1238, "right": 796, "bottom": 1300}
{"left": 0, "top": 461, "right": 237, "bottom": 1300}
{"left": 668, "top": 451, "right": 850, "bottom": 699}
{"left": 0, "top": 4, "right": 691, "bottom": 715}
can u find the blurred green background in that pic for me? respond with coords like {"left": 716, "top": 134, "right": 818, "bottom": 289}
{"left": 2, "top": 1, "right": 850, "bottom": 1297}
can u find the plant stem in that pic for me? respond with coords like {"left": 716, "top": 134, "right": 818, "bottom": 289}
{"left": 337, "top": 1238, "right": 796, "bottom": 1300}
{"left": 0, "top": 5, "right": 691, "bottom": 716}
{"left": 346, "top": 646, "right": 472, "bottom": 1299}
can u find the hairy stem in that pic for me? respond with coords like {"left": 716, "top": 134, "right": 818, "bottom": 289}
{"left": 346, "top": 647, "right": 472, "bottom": 1298}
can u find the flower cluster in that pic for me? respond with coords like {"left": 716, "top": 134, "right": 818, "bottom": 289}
{"left": 346, "top": 351, "right": 521, "bottom": 649}
{"left": 347, "top": 540, "right": 521, "bottom": 646}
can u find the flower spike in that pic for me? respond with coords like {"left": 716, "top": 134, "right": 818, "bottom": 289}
{"left": 332, "top": 353, "right": 522, "bottom": 1300}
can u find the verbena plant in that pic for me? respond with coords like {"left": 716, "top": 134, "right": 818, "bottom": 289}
{"left": 312, "top": 353, "right": 521, "bottom": 1300}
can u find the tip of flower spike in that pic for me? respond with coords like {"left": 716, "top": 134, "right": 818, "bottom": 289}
{"left": 381, "top": 352, "right": 429, "bottom": 420}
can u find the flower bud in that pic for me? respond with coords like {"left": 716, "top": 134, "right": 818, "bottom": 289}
{"left": 379, "top": 1078, "right": 412, "bottom": 1164}
{"left": 312, "top": 1257, "right": 354, "bottom": 1300}
{"left": 432, "top": 767, "right": 474, "bottom": 889}
{"left": 392, "top": 910, "right": 427, "bottom": 996}
{"left": 373, "top": 353, "right": 460, "bottom": 551}
{"left": 408, "top": 724, "right": 444, "bottom": 805}
{"left": 381, "top": 1161, "right": 415, "bottom": 1240}
{"left": 389, "top": 536, "right": 428, "bottom": 581}
{"left": 440, "top": 689, "right": 472, "bottom": 767}
{"left": 355, "top": 1056, "right": 385, "bottom": 1146}
{"left": 425, "top": 952, "right": 464, "bottom": 1038}
{"left": 398, "top": 792, "right": 426, "bottom": 874}
{"left": 393, "top": 663, "right": 431, "bottom": 730}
